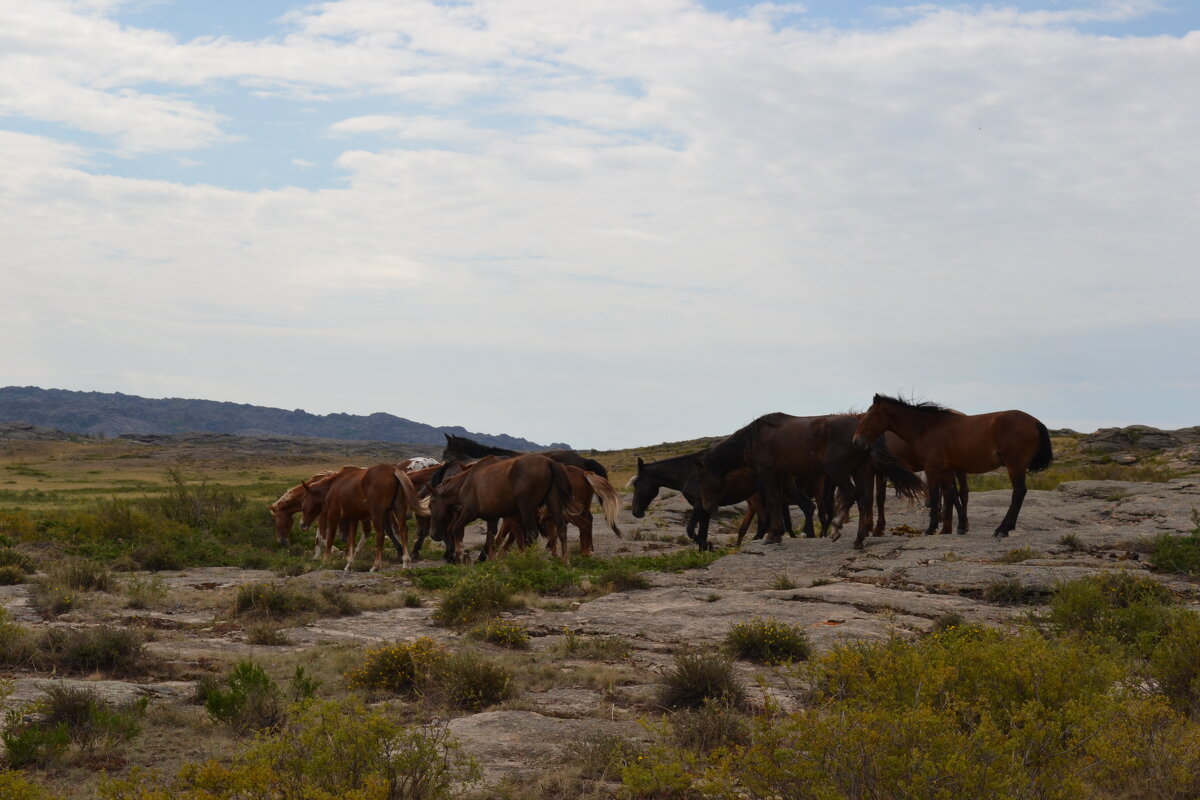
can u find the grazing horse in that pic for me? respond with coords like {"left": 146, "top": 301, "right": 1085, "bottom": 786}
{"left": 852, "top": 394, "right": 1052, "bottom": 538}
{"left": 440, "top": 434, "right": 609, "bottom": 479}
{"left": 628, "top": 452, "right": 817, "bottom": 550}
{"left": 299, "top": 465, "right": 429, "bottom": 571}
{"left": 698, "top": 414, "right": 924, "bottom": 549}
{"left": 496, "top": 464, "right": 623, "bottom": 558}
{"left": 269, "top": 469, "right": 339, "bottom": 550}
{"left": 428, "top": 454, "right": 579, "bottom": 564}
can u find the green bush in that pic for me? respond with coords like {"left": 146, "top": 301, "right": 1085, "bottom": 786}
{"left": 345, "top": 638, "right": 448, "bottom": 695}
{"left": 432, "top": 574, "right": 521, "bottom": 628}
{"left": 427, "top": 650, "right": 514, "bottom": 711}
{"left": 100, "top": 698, "right": 480, "bottom": 800}
{"left": 1, "top": 713, "right": 70, "bottom": 769}
{"left": 0, "top": 610, "right": 36, "bottom": 667}
{"left": 658, "top": 651, "right": 745, "bottom": 710}
{"left": 723, "top": 617, "right": 811, "bottom": 665}
{"left": 123, "top": 574, "right": 168, "bottom": 609}
{"left": 233, "top": 582, "right": 320, "bottom": 619}
{"left": 28, "top": 581, "right": 76, "bottom": 619}
{"left": 1151, "top": 529, "right": 1200, "bottom": 575}
{"left": 670, "top": 700, "right": 750, "bottom": 754}
{"left": 555, "top": 628, "right": 631, "bottom": 660}
{"left": 203, "top": 660, "right": 283, "bottom": 735}
{"left": 594, "top": 561, "right": 651, "bottom": 591}
{"left": 1048, "top": 572, "right": 1174, "bottom": 655}
{"left": 36, "top": 684, "right": 146, "bottom": 755}
{"left": 1149, "top": 608, "right": 1200, "bottom": 715}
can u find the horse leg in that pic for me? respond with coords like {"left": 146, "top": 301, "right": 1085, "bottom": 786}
{"left": 478, "top": 519, "right": 499, "bottom": 563}
{"left": 412, "top": 515, "right": 430, "bottom": 559}
{"left": 873, "top": 473, "right": 888, "bottom": 536}
{"left": 576, "top": 509, "right": 594, "bottom": 557}
{"left": 342, "top": 520, "right": 356, "bottom": 572}
{"left": 735, "top": 503, "right": 756, "bottom": 547}
{"left": 955, "top": 471, "right": 970, "bottom": 534}
{"left": 939, "top": 479, "right": 956, "bottom": 536}
{"left": 696, "top": 509, "right": 710, "bottom": 552}
{"left": 995, "top": 469, "right": 1027, "bottom": 537}
{"left": 924, "top": 469, "right": 943, "bottom": 536}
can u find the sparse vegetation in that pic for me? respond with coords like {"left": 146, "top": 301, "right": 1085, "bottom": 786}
{"left": 658, "top": 651, "right": 746, "bottom": 710}
{"left": 997, "top": 546, "right": 1043, "bottom": 563}
{"left": 723, "top": 617, "right": 811, "bottom": 665}
{"left": 468, "top": 618, "right": 531, "bottom": 649}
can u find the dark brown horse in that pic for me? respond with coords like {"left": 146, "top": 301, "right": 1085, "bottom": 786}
{"left": 852, "top": 394, "right": 1052, "bottom": 538}
{"left": 698, "top": 413, "right": 924, "bottom": 549}
{"left": 299, "top": 464, "right": 428, "bottom": 571}
{"left": 428, "top": 454, "right": 579, "bottom": 564}
{"left": 440, "top": 434, "right": 608, "bottom": 478}
{"left": 496, "top": 464, "right": 622, "bottom": 558}
{"left": 628, "top": 452, "right": 817, "bottom": 550}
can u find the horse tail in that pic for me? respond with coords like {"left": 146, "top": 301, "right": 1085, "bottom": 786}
{"left": 579, "top": 457, "right": 609, "bottom": 479}
{"left": 585, "top": 473, "right": 623, "bottom": 538}
{"left": 549, "top": 461, "right": 582, "bottom": 517}
{"left": 869, "top": 437, "right": 926, "bottom": 501}
{"left": 1029, "top": 420, "right": 1054, "bottom": 473}
{"left": 394, "top": 468, "right": 430, "bottom": 517}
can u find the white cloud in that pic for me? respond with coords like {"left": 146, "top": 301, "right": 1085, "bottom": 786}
{"left": 1, "top": 1, "right": 1198, "bottom": 445}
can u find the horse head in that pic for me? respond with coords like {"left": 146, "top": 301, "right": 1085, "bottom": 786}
{"left": 627, "top": 457, "right": 659, "bottom": 518}
{"left": 268, "top": 502, "right": 293, "bottom": 546}
{"left": 851, "top": 395, "right": 891, "bottom": 450}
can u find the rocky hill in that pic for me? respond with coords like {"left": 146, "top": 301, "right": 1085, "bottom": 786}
{"left": 0, "top": 386, "right": 564, "bottom": 450}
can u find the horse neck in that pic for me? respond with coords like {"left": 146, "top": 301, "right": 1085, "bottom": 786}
{"left": 882, "top": 406, "right": 941, "bottom": 446}
{"left": 641, "top": 461, "right": 693, "bottom": 493}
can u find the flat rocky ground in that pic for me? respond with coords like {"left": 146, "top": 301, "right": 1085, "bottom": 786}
{"left": 4, "top": 474, "right": 1200, "bottom": 789}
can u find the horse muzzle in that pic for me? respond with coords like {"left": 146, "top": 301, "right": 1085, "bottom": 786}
{"left": 851, "top": 434, "right": 870, "bottom": 450}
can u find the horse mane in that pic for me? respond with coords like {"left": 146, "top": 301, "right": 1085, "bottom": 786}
{"left": 702, "top": 413, "right": 788, "bottom": 476}
{"left": 873, "top": 394, "right": 953, "bottom": 416}
{"left": 444, "top": 434, "right": 521, "bottom": 459}
{"left": 272, "top": 468, "right": 338, "bottom": 508}
{"left": 627, "top": 449, "right": 709, "bottom": 487}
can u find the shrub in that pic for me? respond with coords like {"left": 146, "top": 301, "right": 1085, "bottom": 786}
{"left": 29, "top": 581, "right": 76, "bottom": 619}
{"left": 37, "top": 684, "right": 146, "bottom": 754}
{"left": 48, "top": 558, "right": 114, "bottom": 591}
{"left": 204, "top": 660, "right": 283, "bottom": 734}
{"left": 0, "top": 769, "right": 63, "bottom": 800}
{"left": 426, "top": 650, "right": 514, "bottom": 711}
{"left": 594, "top": 561, "right": 651, "bottom": 592}
{"left": 432, "top": 574, "right": 520, "bottom": 628}
{"left": 245, "top": 623, "right": 289, "bottom": 646}
{"left": 0, "top": 610, "right": 37, "bottom": 667}
{"left": 1, "top": 712, "right": 70, "bottom": 769}
{"left": 1149, "top": 608, "right": 1200, "bottom": 715}
{"left": 982, "top": 578, "right": 1040, "bottom": 605}
{"left": 0, "top": 564, "right": 25, "bottom": 585}
{"left": 1150, "top": 528, "right": 1200, "bottom": 575}
{"left": 468, "top": 619, "right": 530, "bottom": 649}
{"left": 723, "top": 617, "right": 811, "bottom": 665}
{"left": 578, "top": 733, "right": 644, "bottom": 781}
{"left": 99, "top": 699, "right": 481, "bottom": 800}
{"left": 123, "top": 574, "right": 168, "bottom": 609}
{"left": 0, "top": 545, "right": 35, "bottom": 573}
{"left": 1058, "top": 533, "right": 1086, "bottom": 551}
{"left": 345, "top": 638, "right": 447, "bottom": 695}
{"left": 997, "top": 547, "right": 1043, "bottom": 564}
{"left": 556, "top": 628, "right": 631, "bottom": 660}
{"left": 1048, "top": 572, "right": 1174, "bottom": 655}
{"left": 658, "top": 651, "right": 746, "bottom": 710}
{"left": 771, "top": 573, "right": 797, "bottom": 590}
{"left": 233, "top": 582, "right": 319, "bottom": 619}
{"left": 36, "top": 626, "right": 144, "bottom": 676}
{"left": 671, "top": 700, "right": 750, "bottom": 753}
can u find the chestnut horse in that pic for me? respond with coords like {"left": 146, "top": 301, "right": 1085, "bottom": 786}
{"left": 299, "top": 464, "right": 429, "bottom": 571}
{"left": 428, "top": 454, "right": 579, "bottom": 564}
{"left": 852, "top": 394, "right": 1052, "bottom": 538}
{"left": 698, "top": 414, "right": 924, "bottom": 549}
{"left": 269, "top": 469, "right": 339, "bottom": 551}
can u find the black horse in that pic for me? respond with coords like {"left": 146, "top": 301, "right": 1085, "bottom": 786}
{"left": 697, "top": 413, "right": 925, "bottom": 549}
{"left": 629, "top": 450, "right": 819, "bottom": 551}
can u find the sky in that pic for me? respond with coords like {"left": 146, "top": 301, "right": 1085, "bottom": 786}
{"left": 1, "top": 0, "right": 1198, "bottom": 449}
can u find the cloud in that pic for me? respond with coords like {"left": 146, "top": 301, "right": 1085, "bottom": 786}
{"left": 0, "top": 1, "right": 1197, "bottom": 446}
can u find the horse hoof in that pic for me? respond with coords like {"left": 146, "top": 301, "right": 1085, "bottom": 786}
{"left": 993, "top": 530, "right": 1009, "bottom": 538}
{"left": 853, "top": 541, "right": 864, "bottom": 550}
{"left": 829, "top": 529, "right": 841, "bottom": 542}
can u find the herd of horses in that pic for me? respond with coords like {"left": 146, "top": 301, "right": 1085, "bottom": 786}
{"left": 267, "top": 394, "right": 1054, "bottom": 569}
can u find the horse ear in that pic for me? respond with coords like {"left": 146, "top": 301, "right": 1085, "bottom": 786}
{"left": 636, "top": 457, "right": 644, "bottom": 471}
{"left": 301, "top": 480, "right": 310, "bottom": 490}
{"left": 443, "top": 433, "right": 451, "bottom": 443}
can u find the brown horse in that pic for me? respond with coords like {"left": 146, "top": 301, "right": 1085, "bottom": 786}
{"left": 698, "top": 413, "right": 924, "bottom": 549}
{"left": 496, "top": 464, "right": 622, "bottom": 558}
{"left": 428, "top": 454, "right": 579, "bottom": 564}
{"left": 872, "top": 433, "right": 968, "bottom": 536}
{"left": 852, "top": 394, "right": 1052, "bottom": 538}
{"left": 269, "top": 469, "right": 339, "bottom": 549}
{"left": 299, "top": 464, "right": 428, "bottom": 571}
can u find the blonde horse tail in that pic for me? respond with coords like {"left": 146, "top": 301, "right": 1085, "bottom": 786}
{"left": 396, "top": 468, "right": 431, "bottom": 516}
{"left": 585, "top": 473, "right": 623, "bottom": 538}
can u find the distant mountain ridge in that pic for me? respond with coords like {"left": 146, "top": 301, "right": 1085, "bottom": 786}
{"left": 0, "top": 386, "right": 567, "bottom": 450}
